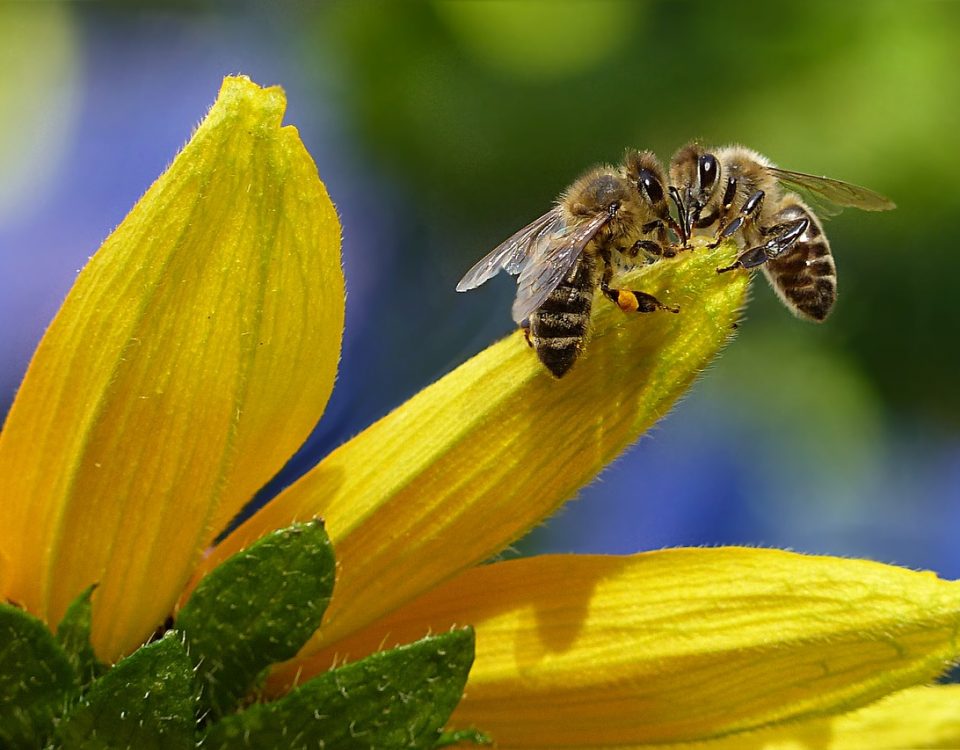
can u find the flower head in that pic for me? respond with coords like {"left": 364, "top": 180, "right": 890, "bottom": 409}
{"left": 2, "top": 76, "right": 960, "bottom": 747}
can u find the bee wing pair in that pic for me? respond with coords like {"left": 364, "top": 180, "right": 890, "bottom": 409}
{"left": 766, "top": 167, "right": 896, "bottom": 213}
{"left": 456, "top": 208, "right": 611, "bottom": 323}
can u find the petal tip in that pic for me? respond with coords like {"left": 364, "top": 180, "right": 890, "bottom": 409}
{"left": 217, "top": 75, "right": 287, "bottom": 129}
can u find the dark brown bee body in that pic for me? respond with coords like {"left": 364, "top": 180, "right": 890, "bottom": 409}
{"left": 529, "top": 253, "right": 598, "bottom": 377}
{"left": 762, "top": 200, "right": 836, "bottom": 321}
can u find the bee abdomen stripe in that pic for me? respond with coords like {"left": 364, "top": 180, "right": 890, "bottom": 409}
{"left": 539, "top": 286, "right": 593, "bottom": 311}
{"left": 771, "top": 258, "right": 807, "bottom": 276}
{"left": 786, "top": 282, "right": 835, "bottom": 309}
{"left": 805, "top": 257, "right": 836, "bottom": 272}
{"left": 550, "top": 310, "right": 590, "bottom": 325}
{"left": 533, "top": 335, "right": 583, "bottom": 349}
{"left": 532, "top": 312, "right": 589, "bottom": 339}
{"left": 772, "top": 263, "right": 836, "bottom": 283}
{"left": 803, "top": 239, "right": 830, "bottom": 257}
{"left": 788, "top": 277, "right": 835, "bottom": 295}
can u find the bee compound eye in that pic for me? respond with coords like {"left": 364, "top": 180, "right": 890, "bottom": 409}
{"left": 698, "top": 154, "right": 718, "bottom": 191}
{"left": 637, "top": 169, "right": 664, "bottom": 204}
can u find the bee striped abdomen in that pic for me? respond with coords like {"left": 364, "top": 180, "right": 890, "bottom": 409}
{"left": 529, "top": 254, "right": 597, "bottom": 377}
{"left": 763, "top": 202, "right": 837, "bottom": 322}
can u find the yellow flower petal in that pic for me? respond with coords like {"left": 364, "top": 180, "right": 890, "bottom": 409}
{"left": 200, "top": 241, "right": 747, "bottom": 654}
{"left": 649, "top": 685, "right": 960, "bottom": 750}
{"left": 0, "top": 76, "right": 343, "bottom": 661}
{"left": 274, "top": 548, "right": 960, "bottom": 747}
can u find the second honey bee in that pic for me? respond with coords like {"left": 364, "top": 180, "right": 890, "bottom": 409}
{"left": 670, "top": 143, "right": 895, "bottom": 321}
{"left": 456, "top": 151, "right": 681, "bottom": 378}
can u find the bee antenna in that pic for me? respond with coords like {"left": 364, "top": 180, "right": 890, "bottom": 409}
{"left": 669, "top": 186, "right": 689, "bottom": 244}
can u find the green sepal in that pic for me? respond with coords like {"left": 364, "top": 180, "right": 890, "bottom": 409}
{"left": 56, "top": 584, "right": 104, "bottom": 686}
{"left": 177, "top": 519, "right": 335, "bottom": 718}
{"left": 53, "top": 631, "right": 197, "bottom": 749}
{"left": 204, "top": 628, "right": 476, "bottom": 750}
{"left": 434, "top": 728, "right": 493, "bottom": 747}
{"left": 0, "top": 602, "right": 78, "bottom": 747}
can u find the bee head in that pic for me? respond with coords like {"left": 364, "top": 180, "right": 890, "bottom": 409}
{"left": 669, "top": 142, "right": 720, "bottom": 239}
{"left": 624, "top": 149, "right": 689, "bottom": 244}
{"left": 624, "top": 150, "right": 668, "bottom": 211}
{"left": 567, "top": 171, "right": 630, "bottom": 219}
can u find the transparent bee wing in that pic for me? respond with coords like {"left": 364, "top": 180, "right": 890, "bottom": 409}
{"left": 456, "top": 210, "right": 564, "bottom": 292}
{"left": 508, "top": 212, "right": 566, "bottom": 275}
{"left": 786, "top": 188, "right": 845, "bottom": 220}
{"left": 766, "top": 167, "right": 896, "bottom": 211}
{"left": 511, "top": 211, "right": 611, "bottom": 323}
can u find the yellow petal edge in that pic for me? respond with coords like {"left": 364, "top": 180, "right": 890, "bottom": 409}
{"left": 281, "top": 548, "right": 960, "bottom": 748}
{"left": 653, "top": 685, "right": 960, "bottom": 750}
{"left": 0, "top": 76, "right": 344, "bottom": 661}
{"left": 201, "top": 241, "right": 748, "bottom": 655}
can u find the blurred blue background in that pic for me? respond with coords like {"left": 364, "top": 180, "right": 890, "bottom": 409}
{"left": 2, "top": 2, "right": 958, "bottom": 576}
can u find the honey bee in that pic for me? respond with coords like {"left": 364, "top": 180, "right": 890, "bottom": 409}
{"left": 456, "top": 151, "right": 682, "bottom": 377}
{"left": 669, "top": 143, "right": 895, "bottom": 321}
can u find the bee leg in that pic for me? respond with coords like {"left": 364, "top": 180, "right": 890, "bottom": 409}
{"left": 600, "top": 262, "right": 678, "bottom": 313}
{"left": 640, "top": 218, "right": 674, "bottom": 243}
{"left": 639, "top": 219, "right": 679, "bottom": 258}
{"left": 601, "top": 281, "right": 679, "bottom": 314}
{"left": 709, "top": 190, "right": 765, "bottom": 249}
{"left": 669, "top": 186, "right": 690, "bottom": 247}
{"left": 665, "top": 216, "right": 686, "bottom": 247}
{"left": 627, "top": 291, "right": 680, "bottom": 314}
{"left": 717, "top": 217, "right": 809, "bottom": 273}
{"left": 521, "top": 322, "right": 534, "bottom": 348}
{"left": 640, "top": 219, "right": 665, "bottom": 235}
{"left": 627, "top": 239, "right": 675, "bottom": 263}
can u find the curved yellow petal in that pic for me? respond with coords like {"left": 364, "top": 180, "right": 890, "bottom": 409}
{"left": 201, "top": 241, "right": 747, "bottom": 653}
{"left": 649, "top": 685, "right": 960, "bottom": 750}
{"left": 274, "top": 548, "right": 960, "bottom": 747}
{"left": 0, "top": 76, "right": 344, "bottom": 661}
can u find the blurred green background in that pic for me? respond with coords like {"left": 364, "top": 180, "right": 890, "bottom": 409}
{"left": 1, "top": 1, "right": 958, "bottom": 573}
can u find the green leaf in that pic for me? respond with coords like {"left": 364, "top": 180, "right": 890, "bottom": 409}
{"left": 0, "top": 602, "right": 77, "bottom": 748}
{"left": 434, "top": 728, "right": 493, "bottom": 747}
{"left": 204, "top": 628, "right": 475, "bottom": 750}
{"left": 53, "top": 631, "right": 197, "bottom": 749}
{"left": 56, "top": 584, "right": 103, "bottom": 686}
{"left": 176, "top": 519, "right": 335, "bottom": 718}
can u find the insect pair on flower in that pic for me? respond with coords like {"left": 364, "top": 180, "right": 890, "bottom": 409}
{"left": 457, "top": 143, "right": 895, "bottom": 377}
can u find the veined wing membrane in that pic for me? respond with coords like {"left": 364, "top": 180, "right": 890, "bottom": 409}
{"left": 456, "top": 210, "right": 563, "bottom": 291}
{"left": 767, "top": 167, "right": 896, "bottom": 211}
{"left": 511, "top": 211, "right": 611, "bottom": 323}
